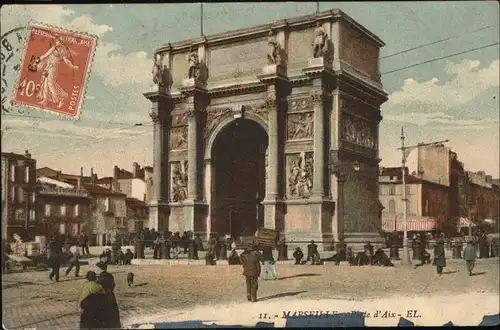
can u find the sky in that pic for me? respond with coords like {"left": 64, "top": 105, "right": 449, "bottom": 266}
{"left": 1, "top": 2, "right": 499, "bottom": 178}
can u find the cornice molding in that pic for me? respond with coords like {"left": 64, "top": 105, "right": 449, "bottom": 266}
{"left": 155, "top": 9, "right": 384, "bottom": 55}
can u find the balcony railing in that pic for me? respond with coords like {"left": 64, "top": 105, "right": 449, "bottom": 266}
{"left": 40, "top": 186, "right": 89, "bottom": 197}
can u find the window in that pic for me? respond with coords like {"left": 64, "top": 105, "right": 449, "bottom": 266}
{"left": 10, "top": 185, "right": 16, "bottom": 202}
{"left": 105, "top": 197, "right": 111, "bottom": 212}
{"left": 405, "top": 200, "right": 411, "bottom": 213}
{"left": 389, "top": 200, "right": 396, "bottom": 213}
{"left": 31, "top": 193, "right": 36, "bottom": 204}
{"left": 60, "top": 204, "right": 67, "bottom": 216}
{"left": 425, "top": 200, "right": 429, "bottom": 214}
{"left": 59, "top": 223, "right": 66, "bottom": 235}
{"left": 45, "top": 204, "right": 52, "bottom": 216}
{"left": 72, "top": 223, "right": 80, "bottom": 236}
{"left": 24, "top": 166, "right": 30, "bottom": 183}
{"left": 29, "top": 209, "right": 35, "bottom": 221}
{"left": 405, "top": 186, "right": 411, "bottom": 196}
{"left": 17, "top": 187, "right": 25, "bottom": 203}
{"left": 389, "top": 184, "right": 396, "bottom": 195}
{"left": 75, "top": 204, "right": 80, "bottom": 216}
{"left": 10, "top": 164, "right": 16, "bottom": 182}
{"left": 143, "top": 193, "right": 146, "bottom": 202}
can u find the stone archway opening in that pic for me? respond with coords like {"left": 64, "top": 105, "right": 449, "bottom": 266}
{"left": 211, "top": 118, "right": 268, "bottom": 240}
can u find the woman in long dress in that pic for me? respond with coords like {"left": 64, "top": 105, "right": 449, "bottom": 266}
{"left": 79, "top": 271, "right": 106, "bottom": 329}
{"left": 35, "top": 36, "right": 78, "bottom": 109}
{"left": 96, "top": 262, "right": 121, "bottom": 328}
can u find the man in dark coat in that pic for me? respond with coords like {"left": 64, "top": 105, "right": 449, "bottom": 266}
{"left": 79, "top": 231, "right": 90, "bottom": 256}
{"left": 96, "top": 262, "right": 121, "bottom": 328}
{"left": 124, "top": 249, "right": 134, "bottom": 265}
{"left": 463, "top": 240, "right": 477, "bottom": 276}
{"left": 277, "top": 237, "right": 287, "bottom": 261}
{"left": 214, "top": 234, "right": 222, "bottom": 260}
{"left": 48, "top": 240, "right": 61, "bottom": 282}
{"left": 293, "top": 247, "right": 304, "bottom": 265}
{"left": 79, "top": 271, "right": 107, "bottom": 329}
{"left": 240, "top": 247, "right": 250, "bottom": 264}
{"left": 228, "top": 249, "right": 241, "bottom": 265}
{"left": 433, "top": 239, "right": 446, "bottom": 276}
{"left": 306, "top": 240, "right": 318, "bottom": 262}
{"left": 242, "top": 244, "right": 261, "bottom": 302}
{"left": 194, "top": 234, "right": 204, "bottom": 252}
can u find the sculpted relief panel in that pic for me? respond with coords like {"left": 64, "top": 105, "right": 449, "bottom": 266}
{"left": 287, "top": 113, "right": 313, "bottom": 140}
{"left": 171, "top": 112, "right": 188, "bottom": 151}
{"left": 171, "top": 161, "right": 188, "bottom": 202}
{"left": 341, "top": 112, "right": 377, "bottom": 150}
{"left": 287, "top": 152, "right": 313, "bottom": 199}
{"left": 287, "top": 98, "right": 313, "bottom": 141}
{"left": 204, "top": 107, "right": 232, "bottom": 141}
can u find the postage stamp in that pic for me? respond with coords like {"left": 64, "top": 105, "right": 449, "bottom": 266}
{"left": 11, "top": 22, "right": 97, "bottom": 119}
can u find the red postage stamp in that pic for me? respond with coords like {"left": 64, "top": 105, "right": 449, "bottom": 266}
{"left": 12, "top": 23, "right": 97, "bottom": 119}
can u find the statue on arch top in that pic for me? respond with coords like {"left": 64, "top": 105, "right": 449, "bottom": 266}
{"left": 312, "top": 21, "right": 333, "bottom": 61}
{"left": 152, "top": 53, "right": 172, "bottom": 92}
{"left": 188, "top": 52, "right": 200, "bottom": 79}
{"left": 267, "top": 30, "right": 287, "bottom": 67}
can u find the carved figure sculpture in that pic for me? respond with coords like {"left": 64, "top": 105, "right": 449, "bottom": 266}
{"left": 266, "top": 31, "right": 287, "bottom": 66}
{"left": 288, "top": 113, "right": 313, "bottom": 140}
{"left": 313, "top": 22, "right": 328, "bottom": 58}
{"left": 171, "top": 127, "right": 188, "bottom": 150}
{"left": 188, "top": 53, "right": 200, "bottom": 79}
{"left": 172, "top": 162, "right": 188, "bottom": 202}
{"left": 288, "top": 153, "right": 313, "bottom": 198}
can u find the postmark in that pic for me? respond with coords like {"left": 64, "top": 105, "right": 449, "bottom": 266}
{"left": 11, "top": 22, "right": 97, "bottom": 119}
{"left": 1, "top": 27, "right": 27, "bottom": 114}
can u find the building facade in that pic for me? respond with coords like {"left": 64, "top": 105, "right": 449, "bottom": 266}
{"left": 1, "top": 151, "right": 39, "bottom": 240}
{"left": 37, "top": 176, "right": 91, "bottom": 239}
{"left": 380, "top": 167, "right": 451, "bottom": 234}
{"left": 144, "top": 9, "right": 388, "bottom": 250}
{"left": 466, "top": 171, "right": 500, "bottom": 228}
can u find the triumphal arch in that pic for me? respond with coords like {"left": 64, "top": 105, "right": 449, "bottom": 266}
{"left": 144, "top": 9, "right": 388, "bottom": 250}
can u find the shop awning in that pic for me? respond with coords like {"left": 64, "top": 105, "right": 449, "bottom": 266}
{"left": 382, "top": 213, "right": 437, "bottom": 232}
{"left": 457, "top": 217, "right": 476, "bottom": 228}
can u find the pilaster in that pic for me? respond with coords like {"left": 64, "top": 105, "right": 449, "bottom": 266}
{"left": 143, "top": 90, "right": 174, "bottom": 231}
{"left": 258, "top": 61, "right": 291, "bottom": 232}
{"left": 178, "top": 62, "right": 210, "bottom": 234}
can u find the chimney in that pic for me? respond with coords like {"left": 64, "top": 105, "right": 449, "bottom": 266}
{"left": 132, "top": 162, "right": 139, "bottom": 178}
{"left": 90, "top": 168, "right": 95, "bottom": 185}
{"left": 24, "top": 150, "right": 31, "bottom": 159}
{"left": 113, "top": 165, "right": 119, "bottom": 180}
{"left": 77, "top": 167, "right": 83, "bottom": 190}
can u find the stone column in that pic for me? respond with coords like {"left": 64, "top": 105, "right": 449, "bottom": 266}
{"left": 266, "top": 86, "right": 279, "bottom": 201}
{"left": 336, "top": 171, "right": 346, "bottom": 242}
{"left": 151, "top": 112, "right": 164, "bottom": 201}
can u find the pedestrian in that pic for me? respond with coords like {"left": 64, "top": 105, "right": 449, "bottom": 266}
{"left": 463, "top": 240, "right": 477, "bottom": 276}
{"left": 260, "top": 246, "right": 277, "bottom": 280}
{"left": 124, "top": 249, "right": 134, "bottom": 265}
{"left": 306, "top": 240, "right": 318, "bottom": 262}
{"left": 96, "top": 261, "right": 121, "bottom": 328}
{"left": 242, "top": 243, "right": 261, "bottom": 302}
{"left": 79, "top": 231, "right": 90, "bottom": 256}
{"left": 65, "top": 246, "right": 80, "bottom": 277}
{"left": 293, "top": 247, "right": 304, "bottom": 265}
{"left": 153, "top": 234, "right": 160, "bottom": 259}
{"left": 194, "top": 233, "right": 204, "bottom": 252}
{"left": 433, "top": 238, "right": 446, "bottom": 276}
{"left": 48, "top": 241, "right": 61, "bottom": 282}
{"left": 79, "top": 271, "right": 106, "bottom": 329}
{"left": 228, "top": 249, "right": 241, "bottom": 265}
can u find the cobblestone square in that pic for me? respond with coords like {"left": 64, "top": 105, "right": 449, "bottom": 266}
{"left": 2, "top": 258, "right": 499, "bottom": 328}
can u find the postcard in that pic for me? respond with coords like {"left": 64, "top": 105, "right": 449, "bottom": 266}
{"left": 1, "top": 2, "right": 499, "bottom": 329}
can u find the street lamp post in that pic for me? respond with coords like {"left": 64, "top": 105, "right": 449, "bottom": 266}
{"left": 398, "top": 127, "right": 449, "bottom": 267}
{"left": 400, "top": 128, "right": 411, "bottom": 267}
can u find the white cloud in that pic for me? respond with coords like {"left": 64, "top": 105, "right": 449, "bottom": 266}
{"left": 388, "top": 59, "right": 499, "bottom": 106}
{"left": 1, "top": 5, "right": 151, "bottom": 87}
{"left": 2, "top": 118, "right": 151, "bottom": 139}
{"left": 384, "top": 112, "right": 499, "bottom": 128}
